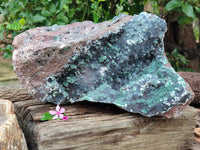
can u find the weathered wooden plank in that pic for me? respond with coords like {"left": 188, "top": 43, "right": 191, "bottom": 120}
{"left": 13, "top": 99, "right": 200, "bottom": 150}
{"left": 0, "top": 88, "right": 34, "bottom": 102}
{"left": 0, "top": 80, "right": 34, "bottom": 102}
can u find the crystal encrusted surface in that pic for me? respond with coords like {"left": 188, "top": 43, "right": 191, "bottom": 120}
{"left": 12, "top": 12, "right": 194, "bottom": 117}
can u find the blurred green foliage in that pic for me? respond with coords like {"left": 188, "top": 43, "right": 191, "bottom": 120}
{"left": 0, "top": 18, "right": 25, "bottom": 59}
{"left": 0, "top": 0, "right": 145, "bottom": 59}
{"left": 150, "top": 0, "right": 200, "bottom": 44}
{"left": 149, "top": 0, "right": 200, "bottom": 25}
{"left": 166, "top": 49, "right": 194, "bottom": 72}
{"left": 0, "top": 44, "right": 14, "bottom": 59}
{"left": 0, "top": 0, "right": 144, "bottom": 28}
{"left": 194, "top": 21, "right": 200, "bottom": 41}
{"left": 165, "top": 0, "right": 200, "bottom": 25}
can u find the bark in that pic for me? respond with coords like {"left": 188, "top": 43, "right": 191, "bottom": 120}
{"left": 0, "top": 88, "right": 34, "bottom": 102}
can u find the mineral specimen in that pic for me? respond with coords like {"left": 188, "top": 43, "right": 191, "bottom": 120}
{"left": 12, "top": 12, "right": 194, "bottom": 117}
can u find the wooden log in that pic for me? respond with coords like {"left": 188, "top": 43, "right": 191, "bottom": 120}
{"left": 0, "top": 80, "right": 34, "bottom": 102}
{"left": 0, "top": 88, "right": 34, "bottom": 102}
{"left": 13, "top": 99, "right": 200, "bottom": 150}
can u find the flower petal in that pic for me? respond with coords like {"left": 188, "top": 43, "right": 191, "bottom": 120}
{"left": 60, "top": 107, "right": 65, "bottom": 113}
{"left": 59, "top": 114, "right": 64, "bottom": 119}
{"left": 49, "top": 110, "right": 57, "bottom": 115}
{"left": 56, "top": 105, "right": 60, "bottom": 112}
{"left": 53, "top": 115, "right": 58, "bottom": 119}
{"left": 63, "top": 116, "right": 69, "bottom": 121}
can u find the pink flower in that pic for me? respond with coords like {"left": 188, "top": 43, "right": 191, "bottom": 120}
{"left": 49, "top": 105, "right": 65, "bottom": 119}
{"left": 62, "top": 116, "right": 69, "bottom": 121}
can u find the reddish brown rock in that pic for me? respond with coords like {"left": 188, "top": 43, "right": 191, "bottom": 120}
{"left": 0, "top": 99, "right": 28, "bottom": 150}
{"left": 179, "top": 72, "right": 200, "bottom": 105}
{"left": 194, "top": 128, "right": 200, "bottom": 143}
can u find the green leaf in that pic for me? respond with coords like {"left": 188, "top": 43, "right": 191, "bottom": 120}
{"left": 71, "top": 19, "right": 80, "bottom": 23}
{"left": 194, "top": 6, "right": 200, "bottom": 13}
{"left": 57, "top": 12, "right": 69, "bottom": 23}
{"left": 35, "top": 7, "right": 43, "bottom": 11}
{"left": 32, "top": 14, "right": 46, "bottom": 23}
{"left": 56, "top": 21, "right": 66, "bottom": 25}
{"left": 10, "top": 5, "right": 21, "bottom": 14}
{"left": 93, "top": 12, "right": 100, "bottom": 23}
{"left": 59, "top": 0, "right": 66, "bottom": 10}
{"left": 22, "top": 0, "right": 28, "bottom": 7}
{"left": 3, "top": 45, "right": 14, "bottom": 51}
{"left": 41, "top": 112, "right": 53, "bottom": 121}
{"left": 0, "top": 30, "right": 4, "bottom": 40}
{"left": 55, "top": 9, "right": 61, "bottom": 15}
{"left": 91, "top": 3, "right": 98, "bottom": 10}
{"left": 63, "top": 4, "right": 68, "bottom": 11}
{"left": 165, "top": 0, "right": 182, "bottom": 11}
{"left": 0, "top": 24, "right": 5, "bottom": 31}
{"left": 6, "top": 22, "right": 22, "bottom": 30}
{"left": 68, "top": 9, "right": 75, "bottom": 19}
{"left": 179, "top": 55, "right": 188, "bottom": 64}
{"left": 182, "top": 4, "right": 195, "bottom": 19}
{"left": 45, "top": 20, "right": 52, "bottom": 26}
{"left": 178, "top": 16, "right": 193, "bottom": 25}
{"left": 3, "top": 52, "right": 12, "bottom": 59}
{"left": 49, "top": 3, "right": 57, "bottom": 14}
{"left": 19, "top": 18, "right": 26, "bottom": 25}
{"left": 66, "top": 0, "right": 72, "bottom": 4}
{"left": 41, "top": 10, "right": 52, "bottom": 17}
{"left": 121, "top": 12, "right": 129, "bottom": 15}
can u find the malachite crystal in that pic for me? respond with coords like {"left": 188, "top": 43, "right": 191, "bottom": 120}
{"left": 12, "top": 12, "right": 194, "bottom": 117}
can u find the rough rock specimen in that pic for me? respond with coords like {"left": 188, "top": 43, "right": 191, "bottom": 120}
{"left": 0, "top": 99, "right": 28, "bottom": 150}
{"left": 12, "top": 12, "right": 194, "bottom": 117}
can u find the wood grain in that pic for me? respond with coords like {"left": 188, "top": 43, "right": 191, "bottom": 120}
{"left": 0, "top": 88, "right": 34, "bottom": 102}
{"left": 13, "top": 99, "right": 200, "bottom": 150}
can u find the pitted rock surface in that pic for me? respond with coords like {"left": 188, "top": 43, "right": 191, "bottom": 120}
{"left": 12, "top": 12, "right": 194, "bottom": 117}
{"left": 179, "top": 72, "right": 200, "bottom": 105}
